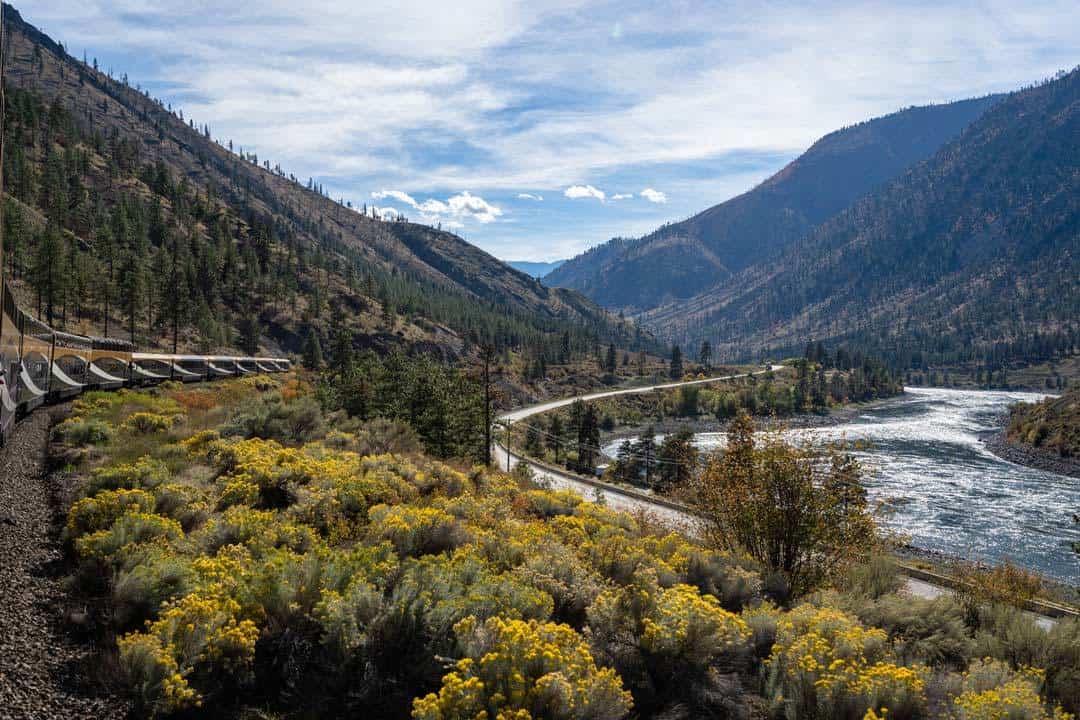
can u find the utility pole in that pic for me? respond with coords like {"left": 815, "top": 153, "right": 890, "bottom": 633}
{"left": 480, "top": 344, "right": 494, "bottom": 465}
{"left": 505, "top": 420, "right": 512, "bottom": 472}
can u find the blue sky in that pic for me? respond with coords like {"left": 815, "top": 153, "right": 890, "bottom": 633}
{"left": 18, "top": 0, "right": 1079, "bottom": 261}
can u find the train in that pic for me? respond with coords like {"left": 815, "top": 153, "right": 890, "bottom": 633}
{"left": 0, "top": 281, "right": 291, "bottom": 445}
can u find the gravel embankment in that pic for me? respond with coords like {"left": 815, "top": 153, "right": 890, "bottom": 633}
{"left": 983, "top": 432, "right": 1080, "bottom": 479}
{"left": 0, "top": 410, "right": 130, "bottom": 720}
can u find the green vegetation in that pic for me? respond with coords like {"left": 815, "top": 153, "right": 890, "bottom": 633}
{"left": 52, "top": 375, "right": 1079, "bottom": 719}
{"left": 1006, "top": 387, "right": 1079, "bottom": 458}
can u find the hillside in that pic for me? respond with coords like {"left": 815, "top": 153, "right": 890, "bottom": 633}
{"left": 0, "top": 4, "right": 640, "bottom": 366}
{"left": 642, "top": 67, "right": 1079, "bottom": 374}
{"left": 1006, "top": 387, "right": 1080, "bottom": 460}
{"left": 546, "top": 95, "right": 1000, "bottom": 310}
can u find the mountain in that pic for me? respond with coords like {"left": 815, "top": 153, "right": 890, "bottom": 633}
{"left": 642, "top": 67, "right": 1079, "bottom": 372}
{"left": 0, "top": 3, "right": 640, "bottom": 364}
{"left": 546, "top": 96, "right": 1001, "bottom": 310}
{"left": 506, "top": 259, "right": 565, "bottom": 279}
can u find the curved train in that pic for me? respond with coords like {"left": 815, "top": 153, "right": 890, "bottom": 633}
{"left": 0, "top": 282, "right": 290, "bottom": 445}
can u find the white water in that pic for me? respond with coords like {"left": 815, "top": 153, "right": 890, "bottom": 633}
{"left": 606, "top": 388, "right": 1080, "bottom": 584}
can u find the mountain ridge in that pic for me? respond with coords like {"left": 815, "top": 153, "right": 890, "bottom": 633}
{"left": 546, "top": 95, "right": 1002, "bottom": 310}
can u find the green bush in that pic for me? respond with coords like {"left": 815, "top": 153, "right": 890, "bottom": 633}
{"left": 853, "top": 594, "right": 973, "bottom": 669}
{"left": 75, "top": 512, "right": 184, "bottom": 562}
{"left": 54, "top": 417, "right": 113, "bottom": 445}
{"left": 81, "top": 456, "right": 171, "bottom": 496}
{"left": 223, "top": 394, "right": 324, "bottom": 445}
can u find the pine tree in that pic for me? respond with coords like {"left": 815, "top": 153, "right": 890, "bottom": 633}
{"left": 669, "top": 345, "right": 683, "bottom": 380}
{"left": 302, "top": 327, "right": 324, "bottom": 369}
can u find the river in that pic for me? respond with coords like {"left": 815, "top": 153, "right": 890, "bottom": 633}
{"left": 604, "top": 387, "right": 1079, "bottom": 585}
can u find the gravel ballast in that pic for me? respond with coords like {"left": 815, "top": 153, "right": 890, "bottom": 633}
{"left": 0, "top": 410, "right": 129, "bottom": 720}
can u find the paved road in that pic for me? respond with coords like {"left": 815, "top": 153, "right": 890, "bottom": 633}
{"left": 495, "top": 371, "right": 1059, "bottom": 630}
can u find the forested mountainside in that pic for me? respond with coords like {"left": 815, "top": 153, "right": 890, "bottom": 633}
{"left": 546, "top": 95, "right": 1000, "bottom": 310}
{"left": 0, "top": 4, "right": 642, "bottom": 364}
{"left": 643, "top": 67, "right": 1079, "bottom": 373}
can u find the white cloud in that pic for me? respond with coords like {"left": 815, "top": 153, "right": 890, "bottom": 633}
{"left": 447, "top": 191, "right": 502, "bottom": 223}
{"left": 372, "top": 189, "right": 418, "bottom": 206}
{"left": 517, "top": 193, "right": 543, "bottom": 201}
{"left": 611, "top": 192, "right": 634, "bottom": 200}
{"left": 640, "top": 188, "right": 667, "bottom": 203}
{"left": 370, "top": 189, "right": 500, "bottom": 224}
{"left": 564, "top": 184, "right": 605, "bottom": 201}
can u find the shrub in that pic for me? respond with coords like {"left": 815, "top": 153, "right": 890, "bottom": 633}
{"left": 123, "top": 411, "right": 182, "bottom": 434}
{"left": 81, "top": 456, "right": 171, "bottom": 496}
{"left": 683, "top": 550, "right": 763, "bottom": 611}
{"left": 411, "top": 615, "right": 633, "bottom": 720}
{"left": 324, "top": 417, "right": 422, "bottom": 456}
{"left": 513, "top": 539, "right": 602, "bottom": 627}
{"left": 587, "top": 571, "right": 751, "bottom": 715}
{"left": 853, "top": 594, "right": 973, "bottom": 669}
{"left": 973, "top": 608, "right": 1080, "bottom": 714}
{"left": 741, "top": 602, "right": 783, "bottom": 661}
{"left": 953, "top": 559, "right": 1043, "bottom": 625}
{"left": 112, "top": 552, "right": 197, "bottom": 630}
{"left": 54, "top": 417, "right": 113, "bottom": 445}
{"left": 223, "top": 394, "right": 323, "bottom": 445}
{"left": 75, "top": 512, "right": 184, "bottom": 562}
{"left": 367, "top": 504, "right": 470, "bottom": 558}
{"left": 65, "top": 488, "right": 156, "bottom": 541}
{"left": 118, "top": 592, "right": 260, "bottom": 713}
{"left": 522, "top": 489, "right": 582, "bottom": 519}
{"left": 638, "top": 583, "right": 751, "bottom": 674}
{"left": 152, "top": 483, "right": 210, "bottom": 531}
{"left": 837, "top": 554, "right": 903, "bottom": 600}
{"left": 952, "top": 659, "right": 1071, "bottom": 720}
{"left": 765, "top": 604, "right": 927, "bottom": 720}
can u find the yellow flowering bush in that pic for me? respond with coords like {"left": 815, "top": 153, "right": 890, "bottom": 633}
{"left": 766, "top": 604, "right": 927, "bottom": 720}
{"left": 65, "top": 488, "right": 156, "bottom": 541}
{"left": 639, "top": 583, "right": 751, "bottom": 670}
{"left": 118, "top": 591, "right": 260, "bottom": 713}
{"left": 75, "top": 512, "right": 184, "bottom": 562}
{"left": 124, "top": 411, "right": 183, "bottom": 434}
{"left": 411, "top": 615, "right": 633, "bottom": 720}
{"left": 367, "top": 503, "right": 470, "bottom": 557}
{"left": 397, "top": 549, "right": 554, "bottom": 640}
{"left": 81, "top": 455, "right": 171, "bottom": 496}
{"left": 953, "top": 659, "right": 1073, "bottom": 720}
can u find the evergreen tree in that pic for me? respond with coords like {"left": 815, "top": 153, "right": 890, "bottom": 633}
{"left": 302, "top": 327, "right": 324, "bottom": 369}
{"left": 669, "top": 345, "right": 683, "bottom": 379}
{"left": 699, "top": 340, "right": 712, "bottom": 370}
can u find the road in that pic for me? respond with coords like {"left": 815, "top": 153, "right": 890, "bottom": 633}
{"left": 495, "top": 371, "right": 1060, "bottom": 630}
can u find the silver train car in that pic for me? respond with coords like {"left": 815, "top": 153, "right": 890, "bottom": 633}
{"left": 0, "top": 282, "right": 291, "bottom": 444}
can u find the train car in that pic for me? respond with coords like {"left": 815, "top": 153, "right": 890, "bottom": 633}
{"left": 175, "top": 355, "right": 211, "bottom": 381}
{"left": 0, "top": 284, "right": 20, "bottom": 441}
{"left": 50, "top": 331, "right": 93, "bottom": 400}
{"left": 0, "top": 276, "right": 291, "bottom": 447}
{"left": 131, "top": 353, "right": 201, "bottom": 383}
{"left": 89, "top": 337, "right": 134, "bottom": 390}
{"left": 207, "top": 356, "right": 237, "bottom": 377}
{"left": 16, "top": 309, "right": 52, "bottom": 413}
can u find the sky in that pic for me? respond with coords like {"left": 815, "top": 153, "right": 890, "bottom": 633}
{"left": 16, "top": 0, "right": 1079, "bottom": 262}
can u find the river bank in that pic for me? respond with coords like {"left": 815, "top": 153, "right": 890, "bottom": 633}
{"left": 983, "top": 431, "right": 1080, "bottom": 479}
